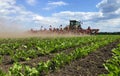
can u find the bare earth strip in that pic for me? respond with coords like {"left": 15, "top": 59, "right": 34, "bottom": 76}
{"left": 48, "top": 39, "right": 120, "bottom": 76}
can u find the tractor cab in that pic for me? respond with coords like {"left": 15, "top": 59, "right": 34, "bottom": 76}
{"left": 69, "top": 20, "right": 81, "bottom": 30}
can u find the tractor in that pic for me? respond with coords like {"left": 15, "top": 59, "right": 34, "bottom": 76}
{"left": 63, "top": 20, "right": 99, "bottom": 34}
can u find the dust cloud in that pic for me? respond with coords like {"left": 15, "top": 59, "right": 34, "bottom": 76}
{"left": 0, "top": 19, "right": 26, "bottom": 38}
{"left": 0, "top": 31, "right": 87, "bottom": 38}
{"left": 0, "top": 29, "right": 87, "bottom": 38}
{"left": 0, "top": 19, "right": 87, "bottom": 38}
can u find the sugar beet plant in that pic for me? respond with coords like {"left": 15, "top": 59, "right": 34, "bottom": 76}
{"left": 4, "top": 35, "right": 119, "bottom": 76}
{"left": 0, "top": 35, "right": 120, "bottom": 76}
{"left": 0, "top": 36, "right": 103, "bottom": 62}
{"left": 101, "top": 44, "right": 120, "bottom": 76}
{"left": 36, "top": 36, "right": 118, "bottom": 74}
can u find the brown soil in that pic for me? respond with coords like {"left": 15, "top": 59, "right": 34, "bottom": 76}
{"left": 48, "top": 40, "right": 120, "bottom": 76}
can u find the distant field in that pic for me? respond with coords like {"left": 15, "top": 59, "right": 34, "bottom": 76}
{"left": 0, "top": 35, "right": 120, "bottom": 76}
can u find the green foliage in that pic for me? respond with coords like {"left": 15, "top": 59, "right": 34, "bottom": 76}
{"left": 101, "top": 43, "right": 120, "bottom": 76}
{"left": 0, "top": 35, "right": 120, "bottom": 76}
{"left": 36, "top": 35, "right": 119, "bottom": 74}
{"left": 1, "top": 36, "right": 104, "bottom": 62}
{"left": 24, "top": 66, "right": 39, "bottom": 76}
{"left": 0, "top": 69, "right": 6, "bottom": 76}
{"left": 8, "top": 63, "right": 24, "bottom": 76}
{"left": 0, "top": 55, "right": 3, "bottom": 64}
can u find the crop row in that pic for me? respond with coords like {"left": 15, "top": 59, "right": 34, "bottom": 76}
{"left": 36, "top": 36, "right": 120, "bottom": 75}
{"left": 0, "top": 36, "right": 107, "bottom": 62}
{"left": 100, "top": 43, "right": 120, "bottom": 76}
{"left": 0, "top": 35, "right": 120, "bottom": 76}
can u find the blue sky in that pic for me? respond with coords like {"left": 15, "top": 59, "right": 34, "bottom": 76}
{"left": 0, "top": 0, "right": 120, "bottom": 32}
{"left": 16, "top": 0, "right": 101, "bottom": 15}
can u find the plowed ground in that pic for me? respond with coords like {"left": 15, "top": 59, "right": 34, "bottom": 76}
{"left": 48, "top": 40, "right": 120, "bottom": 76}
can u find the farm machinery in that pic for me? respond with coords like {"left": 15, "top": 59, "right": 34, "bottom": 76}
{"left": 29, "top": 20, "right": 99, "bottom": 35}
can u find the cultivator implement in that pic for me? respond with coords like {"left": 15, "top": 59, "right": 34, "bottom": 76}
{"left": 29, "top": 20, "right": 99, "bottom": 35}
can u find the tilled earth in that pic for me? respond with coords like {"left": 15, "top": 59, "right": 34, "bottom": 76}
{"left": 48, "top": 40, "right": 120, "bottom": 76}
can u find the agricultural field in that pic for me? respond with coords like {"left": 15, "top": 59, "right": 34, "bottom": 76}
{"left": 0, "top": 35, "right": 120, "bottom": 76}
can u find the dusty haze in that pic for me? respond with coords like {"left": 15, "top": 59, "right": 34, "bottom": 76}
{"left": 0, "top": 32, "right": 88, "bottom": 38}
{"left": 0, "top": 19, "right": 26, "bottom": 38}
{"left": 0, "top": 20, "right": 88, "bottom": 38}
